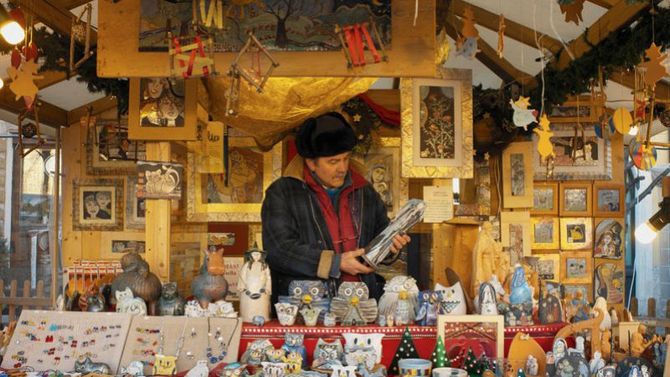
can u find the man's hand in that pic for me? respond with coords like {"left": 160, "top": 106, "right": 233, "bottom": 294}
{"left": 389, "top": 233, "right": 411, "bottom": 254}
{"left": 340, "top": 249, "right": 374, "bottom": 275}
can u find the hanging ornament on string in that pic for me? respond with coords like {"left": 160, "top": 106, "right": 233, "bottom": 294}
{"left": 335, "top": 18, "right": 388, "bottom": 68}
{"left": 559, "top": 0, "right": 585, "bottom": 25}
{"left": 611, "top": 107, "right": 633, "bottom": 135}
{"left": 629, "top": 137, "right": 657, "bottom": 171}
{"left": 534, "top": 114, "right": 555, "bottom": 163}
{"left": 509, "top": 96, "right": 538, "bottom": 131}
{"left": 7, "top": 15, "right": 40, "bottom": 111}
{"left": 638, "top": 42, "right": 669, "bottom": 88}
{"left": 69, "top": 3, "right": 94, "bottom": 76}
{"left": 456, "top": 7, "right": 479, "bottom": 59}
{"left": 435, "top": 27, "right": 451, "bottom": 66}
{"left": 497, "top": 14, "right": 505, "bottom": 59}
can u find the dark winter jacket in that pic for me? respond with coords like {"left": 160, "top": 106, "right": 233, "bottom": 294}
{"left": 261, "top": 156, "right": 391, "bottom": 303}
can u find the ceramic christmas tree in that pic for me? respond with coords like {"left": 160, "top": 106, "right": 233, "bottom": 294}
{"left": 389, "top": 327, "right": 420, "bottom": 375}
{"left": 463, "top": 348, "right": 483, "bottom": 377}
{"left": 431, "top": 335, "right": 450, "bottom": 368}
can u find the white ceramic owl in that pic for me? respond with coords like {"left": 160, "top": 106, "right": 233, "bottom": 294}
{"left": 330, "top": 282, "right": 378, "bottom": 325}
{"left": 342, "top": 333, "right": 384, "bottom": 364}
{"left": 378, "top": 276, "right": 419, "bottom": 325}
{"left": 434, "top": 281, "right": 467, "bottom": 315}
{"left": 331, "top": 365, "right": 357, "bottom": 377}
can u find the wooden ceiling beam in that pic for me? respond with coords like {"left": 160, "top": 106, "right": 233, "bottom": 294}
{"left": 445, "top": 13, "right": 535, "bottom": 86}
{"left": 453, "top": 0, "right": 563, "bottom": 55}
{"left": 67, "top": 95, "right": 118, "bottom": 125}
{"left": 15, "top": 0, "right": 97, "bottom": 44}
{"left": 0, "top": 93, "right": 68, "bottom": 127}
{"left": 608, "top": 71, "right": 670, "bottom": 103}
{"left": 54, "top": 0, "right": 92, "bottom": 10}
{"left": 555, "top": 1, "right": 648, "bottom": 70}
{"left": 587, "top": 0, "right": 617, "bottom": 9}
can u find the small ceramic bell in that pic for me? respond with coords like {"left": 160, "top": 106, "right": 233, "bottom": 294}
{"left": 300, "top": 307, "right": 322, "bottom": 327}
{"left": 275, "top": 303, "right": 298, "bottom": 326}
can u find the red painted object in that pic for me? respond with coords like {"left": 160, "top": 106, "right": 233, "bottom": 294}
{"left": 239, "top": 321, "right": 566, "bottom": 367}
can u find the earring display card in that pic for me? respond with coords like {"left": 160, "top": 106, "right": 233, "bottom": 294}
{"left": 1, "top": 310, "right": 132, "bottom": 373}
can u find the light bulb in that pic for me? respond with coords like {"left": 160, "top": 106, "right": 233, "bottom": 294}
{"left": 0, "top": 77, "right": 4, "bottom": 90}
{"left": 1, "top": 21, "right": 24, "bottom": 45}
{"left": 635, "top": 221, "right": 658, "bottom": 244}
{"left": 628, "top": 124, "right": 639, "bottom": 136}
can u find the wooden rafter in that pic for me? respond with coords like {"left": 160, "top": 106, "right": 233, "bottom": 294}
{"left": 0, "top": 92, "right": 67, "bottom": 126}
{"left": 54, "top": 0, "right": 93, "bottom": 9}
{"left": 66, "top": 95, "right": 117, "bottom": 124}
{"left": 15, "top": 0, "right": 98, "bottom": 43}
{"left": 555, "top": 1, "right": 649, "bottom": 69}
{"left": 609, "top": 71, "right": 670, "bottom": 103}
{"left": 587, "top": 0, "right": 617, "bottom": 9}
{"left": 445, "top": 12, "right": 535, "bottom": 86}
{"left": 452, "top": 0, "right": 563, "bottom": 55}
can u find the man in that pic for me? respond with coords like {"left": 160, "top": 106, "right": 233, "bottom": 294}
{"left": 261, "top": 112, "right": 410, "bottom": 303}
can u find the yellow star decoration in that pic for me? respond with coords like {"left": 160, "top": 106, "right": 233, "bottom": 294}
{"left": 513, "top": 96, "right": 531, "bottom": 109}
{"left": 534, "top": 114, "right": 555, "bottom": 161}
{"left": 353, "top": 114, "right": 362, "bottom": 122}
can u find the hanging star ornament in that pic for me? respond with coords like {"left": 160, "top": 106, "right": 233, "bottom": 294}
{"left": 534, "top": 115, "right": 555, "bottom": 162}
{"left": 510, "top": 96, "right": 538, "bottom": 131}
{"left": 639, "top": 42, "right": 668, "bottom": 88}
{"left": 559, "top": 0, "right": 585, "bottom": 25}
{"left": 456, "top": 7, "right": 480, "bottom": 59}
{"left": 7, "top": 59, "right": 43, "bottom": 110}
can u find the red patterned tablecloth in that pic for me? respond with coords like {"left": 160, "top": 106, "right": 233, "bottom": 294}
{"left": 239, "top": 321, "right": 566, "bottom": 366}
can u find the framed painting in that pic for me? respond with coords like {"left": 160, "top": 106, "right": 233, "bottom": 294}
{"left": 559, "top": 217, "right": 593, "bottom": 250}
{"left": 533, "top": 124, "right": 612, "bottom": 180}
{"left": 548, "top": 95, "right": 600, "bottom": 124}
{"left": 437, "top": 315, "right": 505, "bottom": 360}
{"left": 359, "top": 137, "right": 409, "bottom": 217}
{"left": 559, "top": 182, "right": 592, "bottom": 217}
{"left": 594, "top": 218, "right": 624, "bottom": 259}
{"left": 560, "top": 251, "right": 593, "bottom": 284}
{"left": 207, "top": 223, "right": 250, "bottom": 256}
{"left": 137, "top": 161, "right": 184, "bottom": 200}
{"left": 531, "top": 217, "right": 559, "bottom": 250}
{"left": 532, "top": 181, "right": 559, "bottom": 216}
{"left": 86, "top": 117, "right": 146, "bottom": 175}
{"left": 100, "top": 232, "right": 145, "bottom": 259}
{"left": 400, "top": 68, "right": 473, "bottom": 179}
{"left": 125, "top": 176, "right": 145, "bottom": 229}
{"left": 187, "top": 137, "right": 282, "bottom": 222}
{"left": 72, "top": 179, "right": 124, "bottom": 231}
{"left": 501, "top": 211, "right": 531, "bottom": 266}
{"left": 502, "top": 141, "right": 534, "bottom": 208}
{"left": 563, "top": 283, "right": 593, "bottom": 312}
{"left": 128, "top": 77, "right": 197, "bottom": 141}
{"left": 593, "top": 183, "right": 624, "bottom": 217}
{"left": 535, "top": 253, "right": 560, "bottom": 281}
{"left": 594, "top": 261, "right": 625, "bottom": 304}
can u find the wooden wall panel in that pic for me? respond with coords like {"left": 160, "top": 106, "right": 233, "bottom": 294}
{"left": 97, "top": 1, "right": 436, "bottom": 78}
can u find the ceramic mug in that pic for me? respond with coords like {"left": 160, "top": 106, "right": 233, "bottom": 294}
{"left": 274, "top": 303, "right": 298, "bottom": 326}
{"left": 432, "top": 368, "right": 468, "bottom": 377}
{"left": 398, "top": 358, "right": 432, "bottom": 377}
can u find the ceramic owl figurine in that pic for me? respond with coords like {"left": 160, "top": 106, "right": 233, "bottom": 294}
{"left": 342, "top": 333, "right": 384, "bottom": 365}
{"left": 241, "top": 339, "right": 273, "bottom": 365}
{"left": 330, "top": 282, "right": 378, "bottom": 325}
{"left": 510, "top": 265, "right": 532, "bottom": 305}
{"left": 261, "top": 362, "right": 287, "bottom": 377}
{"left": 331, "top": 365, "right": 357, "bottom": 377}
{"left": 312, "top": 339, "right": 344, "bottom": 370}
{"left": 378, "top": 276, "right": 419, "bottom": 326}
{"left": 415, "top": 290, "right": 439, "bottom": 326}
{"left": 266, "top": 348, "right": 286, "bottom": 363}
{"left": 278, "top": 280, "right": 331, "bottom": 323}
{"left": 434, "top": 281, "right": 467, "bottom": 315}
{"left": 282, "top": 333, "right": 307, "bottom": 368}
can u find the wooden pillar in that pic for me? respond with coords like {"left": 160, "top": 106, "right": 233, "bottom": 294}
{"left": 145, "top": 142, "right": 171, "bottom": 282}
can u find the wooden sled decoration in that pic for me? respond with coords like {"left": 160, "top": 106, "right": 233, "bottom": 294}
{"left": 335, "top": 19, "right": 388, "bottom": 68}
{"left": 18, "top": 102, "right": 45, "bottom": 158}
{"left": 169, "top": 32, "right": 215, "bottom": 79}
{"left": 69, "top": 3, "right": 94, "bottom": 76}
{"left": 555, "top": 307, "right": 605, "bottom": 359}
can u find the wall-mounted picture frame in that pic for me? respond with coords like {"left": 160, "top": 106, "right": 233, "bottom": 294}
{"left": 358, "top": 137, "right": 409, "bottom": 217}
{"left": 400, "top": 68, "right": 473, "bottom": 179}
{"left": 502, "top": 141, "right": 534, "bottom": 209}
{"left": 437, "top": 315, "right": 505, "bottom": 360}
{"left": 86, "top": 117, "right": 146, "bottom": 175}
{"left": 137, "top": 161, "right": 184, "bottom": 200}
{"left": 593, "top": 183, "right": 624, "bottom": 217}
{"left": 559, "top": 217, "right": 593, "bottom": 250}
{"left": 560, "top": 250, "right": 593, "bottom": 284}
{"left": 559, "top": 182, "right": 592, "bottom": 217}
{"left": 532, "top": 181, "right": 559, "bottom": 216}
{"left": 207, "top": 223, "right": 250, "bottom": 256}
{"left": 563, "top": 283, "right": 593, "bottom": 307}
{"left": 594, "top": 260, "right": 625, "bottom": 305}
{"left": 125, "top": 176, "right": 145, "bottom": 230}
{"left": 594, "top": 218, "right": 624, "bottom": 259}
{"left": 72, "top": 179, "right": 124, "bottom": 231}
{"left": 128, "top": 77, "right": 197, "bottom": 141}
{"left": 535, "top": 253, "right": 560, "bottom": 281}
{"left": 100, "top": 232, "right": 146, "bottom": 259}
{"left": 187, "top": 137, "right": 282, "bottom": 222}
{"left": 547, "top": 95, "right": 600, "bottom": 124}
{"left": 533, "top": 124, "right": 612, "bottom": 180}
{"left": 501, "top": 211, "right": 531, "bottom": 266}
{"left": 531, "top": 217, "right": 559, "bottom": 250}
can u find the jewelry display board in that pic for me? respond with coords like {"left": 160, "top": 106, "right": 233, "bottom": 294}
{"left": 1, "top": 311, "right": 132, "bottom": 373}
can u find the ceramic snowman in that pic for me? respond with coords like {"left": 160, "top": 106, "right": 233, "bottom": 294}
{"left": 238, "top": 244, "right": 272, "bottom": 323}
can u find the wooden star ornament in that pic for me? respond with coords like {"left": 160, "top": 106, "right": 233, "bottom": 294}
{"left": 639, "top": 42, "right": 668, "bottom": 88}
{"left": 560, "top": 0, "right": 585, "bottom": 25}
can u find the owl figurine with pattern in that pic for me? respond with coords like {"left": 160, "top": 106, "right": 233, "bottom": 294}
{"left": 312, "top": 339, "right": 344, "bottom": 370}
{"left": 265, "top": 348, "right": 286, "bottom": 363}
{"left": 415, "top": 290, "right": 439, "bottom": 326}
{"left": 331, "top": 365, "right": 357, "bottom": 377}
{"left": 378, "top": 276, "right": 419, "bottom": 326}
{"left": 281, "top": 333, "right": 308, "bottom": 368}
{"left": 283, "top": 351, "right": 303, "bottom": 374}
{"left": 278, "top": 280, "right": 330, "bottom": 324}
{"left": 330, "top": 282, "right": 378, "bottom": 325}
{"left": 241, "top": 339, "right": 273, "bottom": 365}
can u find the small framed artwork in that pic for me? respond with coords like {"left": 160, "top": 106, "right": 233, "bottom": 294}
{"left": 594, "top": 261, "right": 625, "bottom": 304}
{"left": 207, "top": 223, "right": 250, "bottom": 256}
{"left": 125, "top": 176, "right": 145, "bottom": 229}
{"left": 437, "top": 315, "right": 505, "bottom": 360}
{"left": 531, "top": 217, "right": 559, "bottom": 250}
{"left": 501, "top": 211, "right": 531, "bottom": 265}
{"left": 86, "top": 117, "right": 147, "bottom": 175}
{"left": 594, "top": 218, "right": 624, "bottom": 259}
{"left": 72, "top": 179, "right": 124, "bottom": 231}
{"left": 560, "top": 251, "right": 593, "bottom": 284}
{"left": 532, "top": 181, "right": 559, "bottom": 216}
{"left": 359, "top": 137, "right": 409, "bottom": 217}
{"left": 128, "top": 77, "right": 197, "bottom": 141}
{"left": 400, "top": 68, "right": 474, "bottom": 179}
{"left": 112, "top": 240, "right": 146, "bottom": 254}
{"left": 559, "top": 182, "right": 592, "bottom": 217}
{"left": 560, "top": 217, "right": 593, "bottom": 250}
{"left": 137, "top": 161, "right": 184, "bottom": 199}
{"left": 563, "top": 283, "right": 593, "bottom": 314}
{"left": 502, "top": 141, "right": 534, "bottom": 208}
{"left": 548, "top": 95, "right": 599, "bottom": 124}
{"left": 99, "top": 232, "right": 146, "bottom": 259}
{"left": 535, "top": 253, "right": 560, "bottom": 281}
{"left": 593, "top": 183, "right": 624, "bottom": 217}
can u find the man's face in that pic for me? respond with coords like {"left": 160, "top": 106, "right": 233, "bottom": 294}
{"left": 305, "top": 151, "right": 351, "bottom": 189}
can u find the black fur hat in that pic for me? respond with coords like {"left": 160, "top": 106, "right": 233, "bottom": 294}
{"left": 295, "top": 112, "right": 357, "bottom": 158}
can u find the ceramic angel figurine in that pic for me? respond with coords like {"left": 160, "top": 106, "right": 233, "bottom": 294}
{"left": 472, "top": 221, "right": 502, "bottom": 293}
{"left": 238, "top": 244, "right": 272, "bottom": 323}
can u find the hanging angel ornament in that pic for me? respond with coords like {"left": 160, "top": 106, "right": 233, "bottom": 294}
{"left": 7, "top": 58, "right": 42, "bottom": 110}
{"left": 534, "top": 115, "right": 555, "bottom": 163}
{"left": 639, "top": 43, "right": 668, "bottom": 88}
{"left": 456, "top": 7, "right": 479, "bottom": 59}
{"left": 510, "top": 96, "right": 538, "bottom": 131}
